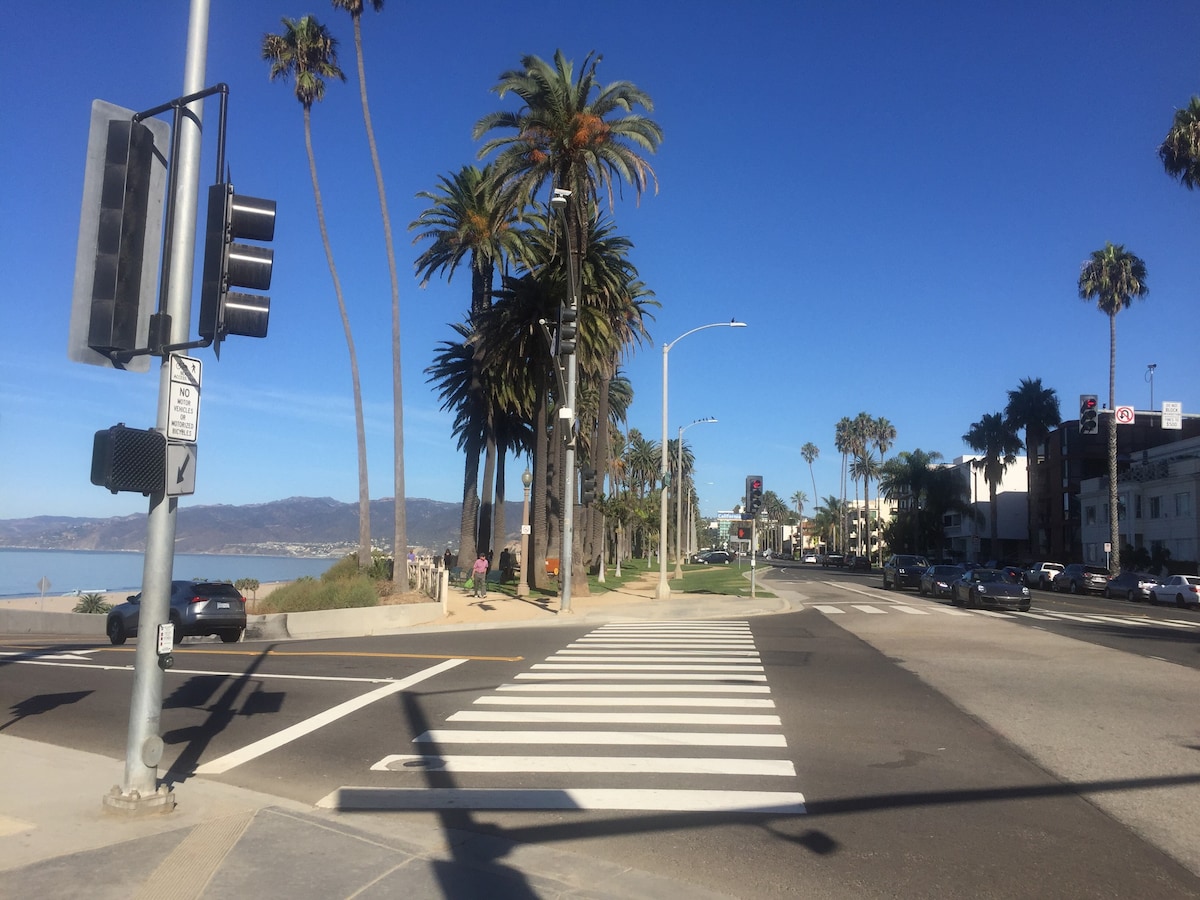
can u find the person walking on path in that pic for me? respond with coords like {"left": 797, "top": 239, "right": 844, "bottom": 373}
{"left": 471, "top": 552, "right": 489, "bottom": 598}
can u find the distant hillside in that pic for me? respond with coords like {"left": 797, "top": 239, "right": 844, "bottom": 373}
{"left": 0, "top": 497, "right": 523, "bottom": 556}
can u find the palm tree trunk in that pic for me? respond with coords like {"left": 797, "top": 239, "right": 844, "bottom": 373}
{"left": 349, "top": 15, "right": 405, "bottom": 568}
{"left": 303, "top": 107, "right": 371, "bottom": 568}
{"left": 478, "top": 437, "right": 497, "bottom": 557}
{"left": 531, "top": 376, "right": 551, "bottom": 591}
{"left": 457, "top": 444, "right": 480, "bottom": 568}
{"left": 1108, "top": 312, "right": 1121, "bottom": 572}
{"left": 493, "top": 449, "right": 507, "bottom": 557}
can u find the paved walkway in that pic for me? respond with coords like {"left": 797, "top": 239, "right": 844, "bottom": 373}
{"left": 1, "top": 571, "right": 784, "bottom": 900}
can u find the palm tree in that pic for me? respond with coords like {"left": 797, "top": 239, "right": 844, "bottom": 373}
{"left": 963, "top": 413, "right": 1023, "bottom": 559}
{"left": 1078, "top": 243, "right": 1149, "bottom": 574}
{"left": 330, "top": 0, "right": 407, "bottom": 570}
{"left": 870, "top": 417, "right": 896, "bottom": 565}
{"left": 800, "top": 442, "right": 819, "bottom": 510}
{"left": 1159, "top": 96, "right": 1200, "bottom": 189}
{"left": 1004, "top": 377, "right": 1061, "bottom": 556}
{"left": 262, "top": 17, "right": 372, "bottom": 568}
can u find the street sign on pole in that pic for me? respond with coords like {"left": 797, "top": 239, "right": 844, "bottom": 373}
{"left": 1115, "top": 406, "right": 1135, "bottom": 425}
{"left": 1163, "top": 401, "right": 1182, "bottom": 430}
{"left": 167, "top": 354, "right": 201, "bottom": 441}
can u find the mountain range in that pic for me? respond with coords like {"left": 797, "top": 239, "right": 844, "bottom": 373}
{"left": 0, "top": 497, "right": 523, "bottom": 557}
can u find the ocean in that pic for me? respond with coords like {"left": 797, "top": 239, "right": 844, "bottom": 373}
{"left": 0, "top": 548, "right": 341, "bottom": 598}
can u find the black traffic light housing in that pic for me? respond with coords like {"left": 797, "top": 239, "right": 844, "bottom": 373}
{"left": 735, "top": 522, "right": 752, "bottom": 541}
{"left": 556, "top": 303, "right": 578, "bottom": 356}
{"left": 745, "top": 475, "right": 764, "bottom": 515}
{"left": 199, "top": 182, "right": 276, "bottom": 355}
{"left": 580, "top": 466, "right": 597, "bottom": 506}
{"left": 1079, "top": 394, "right": 1098, "bottom": 435}
{"left": 91, "top": 424, "right": 166, "bottom": 495}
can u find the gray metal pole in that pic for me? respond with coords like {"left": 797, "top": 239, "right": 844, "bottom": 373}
{"left": 107, "top": 0, "right": 208, "bottom": 814}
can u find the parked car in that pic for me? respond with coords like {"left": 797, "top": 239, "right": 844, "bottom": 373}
{"left": 881, "top": 554, "right": 930, "bottom": 590}
{"left": 698, "top": 551, "right": 731, "bottom": 565}
{"left": 1149, "top": 575, "right": 1200, "bottom": 608}
{"left": 822, "top": 552, "right": 846, "bottom": 568}
{"left": 690, "top": 549, "right": 714, "bottom": 563}
{"left": 801, "top": 551, "right": 818, "bottom": 565}
{"left": 1052, "top": 564, "right": 1110, "bottom": 595}
{"left": 106, "top": 580, "right": 247, "bottom": 645}
{"left": 918, "top": 565, "right": 966, "bottom": 598}
{"left": 1024, "top": 562, "right": 1064, "bottom": 590}
{"left": 951, "top": 568, "right": 1032, "bottom": 611}
{"left": 847, "top": 554, "right": 872, "bottom": 571}
{"left": 1104, "top": 571, "right": 1160, "bottom": 602}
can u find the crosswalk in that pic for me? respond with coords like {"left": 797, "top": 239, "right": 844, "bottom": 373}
{"left": 318, "top": 621, "right": 806, "bottom": 814}
{"left": 805, "top": 592, "right": 1200, "bottom": 630}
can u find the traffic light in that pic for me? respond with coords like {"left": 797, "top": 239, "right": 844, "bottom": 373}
{"left": 90, "top": 424, "right": 166, "bottom": 495}
{"left": 199, "top": 182, "right": 276, "bottom": 355}
{"left": 580, "top": 466, "right": 597, "bottom": 506}
{"left": 556, "top": 303, "right": 578, "bottom": 356}
{"left": 1079, "top": 394, "right": 1098, "bottom": 435}
{"left": 745, "top": 475, "right": 764, "bottom": 515}
{"left": 68, "top": 101, "right": 169, "bottom": 371}
{"left": 735, "top": 522, "right": 751, "bottom": 541}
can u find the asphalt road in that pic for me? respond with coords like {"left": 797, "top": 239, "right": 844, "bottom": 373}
{"left": 3, "top": 592, "right": 1199, "bottom": 899}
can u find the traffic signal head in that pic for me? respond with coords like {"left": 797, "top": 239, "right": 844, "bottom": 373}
{"left": 199, "top": 183, "right": 276, "bottom": 355}
{"left": 556, "top": 303, "right": 578, "bottom": 356}
{"left": 1079, "top": 394, "right": 1098, "bottom": 434}
{"left": 745, "top": 475, "right": 764, "bottom": 515}
{"left": 580, "top": 466, "right": 597, "bottom": 506}
{"left": 91, "top": 424, "right": 165, "bottom": 495}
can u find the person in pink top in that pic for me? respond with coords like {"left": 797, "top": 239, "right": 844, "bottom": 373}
{"left": 471, "top": 553, "right": 489, "bottom": 598}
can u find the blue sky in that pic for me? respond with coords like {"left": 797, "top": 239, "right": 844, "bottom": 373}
{"left": 4, "top": 1, "right": 1200, "bottom": 526}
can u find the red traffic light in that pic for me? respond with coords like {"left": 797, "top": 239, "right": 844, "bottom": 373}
{"left": 1083, "top": 397, "right": 1096, "bottom": 410}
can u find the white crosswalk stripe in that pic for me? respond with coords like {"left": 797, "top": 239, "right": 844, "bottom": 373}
{"left": 326, "top": 620, "right": 806, "bottom": 815}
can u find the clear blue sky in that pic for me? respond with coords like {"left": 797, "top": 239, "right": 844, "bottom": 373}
{"left": 4, "top": 1, "right": 1200, "bottom": 524}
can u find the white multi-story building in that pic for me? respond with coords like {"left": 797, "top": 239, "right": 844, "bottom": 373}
{"left": 1079, "top": 435, "right": 1200, "bottom": 569}
{"left": 939, "top": 454, "right": 1028, "bottom": 563}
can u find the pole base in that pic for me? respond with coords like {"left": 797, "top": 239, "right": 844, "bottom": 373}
{"left": 103, "top": 783, "right": 176, "bottom": 816}
{"left": 654, "top": 580, "right": 672, "bottom": 601}
{"left": 516, "top": 584, "right": 530, "bottom": 598}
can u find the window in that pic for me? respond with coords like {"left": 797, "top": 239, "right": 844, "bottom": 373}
{"left": 1149, "top": 496, "right": 1161, "bottom": 519}
{"left": 1176, "top": 492, "right": 1191, "bottom": 517}
{"left": 1085, "top": 506, "right": 1097, "bottom": 525}
{"left": 1135, "top": 495, "right": 1142, "bottom": 519}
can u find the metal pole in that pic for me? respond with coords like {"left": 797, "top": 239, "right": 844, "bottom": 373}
{"left": 107, "top": 0, "right": 208, "bottom": 815}
{"left": 674, "top": 418, "right": 716, "bottom": 580}
{"left": 656, "top": 342, "right": 671, "bottom": 600}
{"left": 555, "top": 192, "right": 578, "bottom": 615}
{"left": 518, "top": 470, "right": 532, "bottom": 598}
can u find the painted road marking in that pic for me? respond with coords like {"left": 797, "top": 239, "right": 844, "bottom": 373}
{"left": 413, "top": 730, "right": 788, "bottom": 747}
{"left": 371, "top": 755, "right": 795, "bottom": 776}
{"left": 496, "top": 682, "right": 772, "bottom": 693}
{"left": 474, "top": 695, "right": 776, "bottom": 708}
{"left": 319, "top": 786, "right": 806, "bottom": 813}
{"left": 446, "top": 710, "right": 782, "bottom": 726}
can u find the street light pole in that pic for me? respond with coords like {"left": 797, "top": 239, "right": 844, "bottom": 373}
{"left": 675, "top": 417, "right": 717, "bottom": 579}
{"left": 551, "top": 189, "right": 578, "bottom": 614}
{"left": 517, "top": 468, "right": 532, "bottom": 597}
{"left": 656, "top": 321, "right": 747, "bottom": 600}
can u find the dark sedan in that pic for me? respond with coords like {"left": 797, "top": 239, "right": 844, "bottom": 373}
{"left": 1104, "top": 571, "right": 1159, "bottom": 602}
{"left": 951, "top": 568, "right": 1032, "bottom": 611}
{"left": 881, "top": 554, "right": 930, "bottom": 590}
{"left": 918, "top": 565, "right": 965, "bottom": 598}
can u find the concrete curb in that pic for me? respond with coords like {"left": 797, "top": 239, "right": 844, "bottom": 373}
{"left": 0, "top": 609, "right": 105, "bottom": 636}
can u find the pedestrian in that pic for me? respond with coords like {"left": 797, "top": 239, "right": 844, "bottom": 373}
{"left": 471, "top": 552, "right": 489, "bottom": 598}
{"left": 443, "top": 548, "right": 454, "bottom": 571}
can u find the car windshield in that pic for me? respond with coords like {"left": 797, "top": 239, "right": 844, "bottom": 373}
{"left": 932, "top": 566, "right": 961, "bottom": 577}
{"left": 974, "top": 570, "right": 1016, "bottom": 584}
{"left": 898, "top": 556, "right": 928, "bottom": 567}
{"left": 1186, "top": 577, "right": 1200, "bottom": 586}
{"left": 1084, "top": 566, "right": 1108, "bottom": 575}
{"left": 186, "top": 583, "right": 241, "bottom": 599}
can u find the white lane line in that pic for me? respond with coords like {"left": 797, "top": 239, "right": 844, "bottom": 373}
{"left": 971, "top": 610, "right": 1017, "bottom": 618}
{"left": 1011, "top": 611, "right": 1058, "bottom": 620}
{"left": 514, "top": 672, "right": 767, "bottom": 681}
{"left": 371, "top": 755, "right": 796, "bottom": 776}
{"left": 812, "top": 605, "right": 844, "bottom": 614}
{"left": 851, "top": 605, "right": 887, "bottom": 614}
{"left": 550, "top": 655, "right": 760, "bottom": 663}
{"left": 413, "top": 730, "right": 787, "bottom": 747}
{"left": 929, "top": 608, "right": 974, "bottom": 617}
{"left": 569, "top": 640, "right": 756, "bottom": 647}
{"left": 555, "top": 649, "right": 761, "bottom": 656}
{"left": 1121, "top": 617, "right": 1197, "bottom": 629}
{"left": 318, "top": 786, "right": 806, "bottom": 813}
{"left": 8, "top": 660, "right": 395, "bottom": 684}
{"left": 1081, "top": 614, "right": 1157, "bottom": 627}
{"left": 1040, "top": 612, "right": 1114, "bottom": 623}
{"left": 0, "top": 651, "right": 97, "bottom": 661}
{"left": 1156, "top": 617, "right": 1200, "bottom": 627}
{"left": 446, "top": 710, "right": 782, "bottom": 726}
{"left": 474, "top": 695, "right": 776, "bottom": 708}
{"left": 890, "top": 606, "right": 931, "bottom": 615}
{"left": 194, "top": 658, "right": 467, "bottom": 775}
{"left": 497, "top": 682, "right": 771, "bottom": 693}
{"left": 595, "top": 622, "right": 750, "bottom": 629}
{"left": 533, "top": 663, "right": 764, "bottom": 672}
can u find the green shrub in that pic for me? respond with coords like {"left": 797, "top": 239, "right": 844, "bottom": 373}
{"left": 234, "top": 577, "right": 260, "bottom": 598}
{"left": 73, "top": 592, "right": 111, "bottom": 614}
{"left": 256, "top": 574, "right": 378, "bottom": 614}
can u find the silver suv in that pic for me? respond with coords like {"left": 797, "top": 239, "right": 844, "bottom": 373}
{"left": 106, "top": 580, "right": 246, "bottom": 645}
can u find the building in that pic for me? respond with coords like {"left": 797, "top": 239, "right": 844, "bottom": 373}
{"left": 1030, "top": 410, "right": 1200, "bottom": 564}
{"left": 939, "top": 455, "right": 1028, "bottom": 563}
{"left": 1078, "top": 433, "right": 1200, "bottom": 572}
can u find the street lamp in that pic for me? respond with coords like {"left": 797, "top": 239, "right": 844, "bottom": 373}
{"left": 674, "top": 417, "right": 717, "bottom": 579}
{"left": 1146, "top": 363, "right": 1157, "bottom": 410}
{"left": 517, "top": 468, "right": 532, "bottom": 597}
{"left": 656, "top": 320, "right": 747, "bottom": 600}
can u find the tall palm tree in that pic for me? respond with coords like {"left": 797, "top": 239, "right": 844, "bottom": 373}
{"left": 963, "top": 413, "right": 1023, "bottom": 558}
{"left": 262, "top": 17, "right": 372, "bottom": 568}
{"left": 871, "top": 417, "right": 896, "bottom": 565}
{"left": 800, "top": 442, "right": 819, "bottom": 512}
{"left": 1078, "top": 243, "right": 1149, "bottom": 573}
{"left": 1159, "top": 96, "right": 1200, "bottom": 189}
{"left": 1004, "top": 377, "right": 1060, "bottom": 556}
{"left": 330, "top": 0, "right": 407, "bottom": 569}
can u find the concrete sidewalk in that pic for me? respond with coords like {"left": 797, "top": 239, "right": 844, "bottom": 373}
{"left": 1, "top": 573, "right": 782, "bottom": 899}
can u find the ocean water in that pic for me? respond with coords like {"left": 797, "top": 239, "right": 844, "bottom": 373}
{"left": 0, "top": 548, "right": 340, "bottom": 598}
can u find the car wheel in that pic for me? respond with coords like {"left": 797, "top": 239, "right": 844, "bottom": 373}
{"left": 951, "top": 591, "right": 965, "bottom": 607}
{"left": 106, "top": 617, "right": 126, "bottom": 646}
{"left": 882, "top": 576, "right": 890, "bottom": 590}
{"left": 1127, "top": 590, "right": 1136, "bottom": 602}
{"left": 170, "top": 615, "right": 184, "bottom": 645}
{"left": 1019, "top": 603, "right": 1031, "bottom": 612}
{"left": 1179, "top": 594, "right": 1188, "bottom": 609}
{"left": 220, "top": 629, "right": 243, "bottom": 644}
{"left": 1069, "top": 581, "right": 1079, "bottom": 594}
{"left": 918, "top": 583, "right": 926, "bottom": 596}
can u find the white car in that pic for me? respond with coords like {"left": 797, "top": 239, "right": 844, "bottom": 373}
{"left": 1024, "top": 561, "right": 1064, "bottom": 590}
{"left": 1149, "top": 575, "right": 1200, "bottom": 608}
{"left": 802, "top": 552, "right": 818, "bottom": 564}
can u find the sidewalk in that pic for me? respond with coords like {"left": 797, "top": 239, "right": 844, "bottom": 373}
{"left": 1, "top": 572, "right": 787, "bottom": 900}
